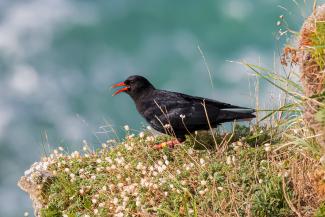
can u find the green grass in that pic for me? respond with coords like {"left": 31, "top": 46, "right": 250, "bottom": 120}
{"left": 34, "top": 122, "right": 320, "bottom": 217}
{"left": 310, "top": 20, "right": 325, "bottom": 128}
{"left": 311, "top": 21, "right": 325, "bottom": 71}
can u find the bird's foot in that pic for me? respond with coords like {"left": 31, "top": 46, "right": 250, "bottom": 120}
{"left": 154, "top": 139, "right": 181, "bottom": 149}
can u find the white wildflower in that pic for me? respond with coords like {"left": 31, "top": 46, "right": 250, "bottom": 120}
{"left": 92, "top": 198, "right": 97, "bottom": 204}
{"left": 124, "top": 125, "right": 130, "bottom": 131}
{"left": 24, "top": 212, "right": 29, "bottom": 217}
{"left": 199, "top": 190, "right": 205, "bottom": 195}
{"left": 264, "top": 143, "right": 271, "bottom": 152}
{"left": 139, "top": 132, "right": 145, "bottom": 138}
{"left": 113, "top": 197, "right": 119, "bottom": 205}
{"left": 105, "top": 157, "right": 113, "bottom": 163}
{"left": 320, "top": 155, "right": 325, "bottom": 165}
{"left": 115, "top": 212, "right": 124, "bottom": 217}
{"left": 180, "top": 114, "right": 186, "bottom": 119}
{"left": 163, "top": 124, "right": 171, "bottom": 129}
{"left": 200, "top": 158, "right": 205, "bottom": 165}
{"left": 232, "top": 156, "right": 236, "bottom": 163}
{"left": 217, "top": 186, "right": 223, "bottom": 191}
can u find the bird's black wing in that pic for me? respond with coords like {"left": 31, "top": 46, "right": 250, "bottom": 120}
{"left": 149, "top": 90, "right": 255, "bottom": 136}
{"left": 173, "top": 91, "right": 254, "bottom": 110}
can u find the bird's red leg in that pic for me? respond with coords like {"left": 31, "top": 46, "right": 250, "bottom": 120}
{"left": 154, "top": 139, "right": 181, "bottom": 149}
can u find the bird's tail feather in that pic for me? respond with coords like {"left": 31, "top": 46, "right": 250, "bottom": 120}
{"left": 218, "top": 109, "right": 255, "bottom": 122}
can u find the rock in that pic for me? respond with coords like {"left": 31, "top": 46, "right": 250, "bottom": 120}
{"left": 18, "top": 161, "right": 54, "bottom": 217}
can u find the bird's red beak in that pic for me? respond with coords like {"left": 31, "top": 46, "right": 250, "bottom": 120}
{"left": 111, "top": 82, "right": 129, "bottom": 96}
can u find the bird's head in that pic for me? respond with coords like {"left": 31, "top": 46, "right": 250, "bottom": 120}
{"left": 112, "top": 75, "right": 154, "bottom": 99}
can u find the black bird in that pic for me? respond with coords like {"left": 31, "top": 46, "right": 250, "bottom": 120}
{"left": 112, "top": 75, "right": 255, "bottom": 148}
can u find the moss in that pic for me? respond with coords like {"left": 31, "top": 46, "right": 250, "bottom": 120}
{"left": 310, "top": 21, "right": 325, "bottom": 70}
{"left": 314, "top": 201, "right": 325, "bottom": 217}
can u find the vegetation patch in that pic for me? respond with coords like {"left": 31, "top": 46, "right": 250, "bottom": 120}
{"left": 18, "top": 123, "right": 319, "bottom": 217}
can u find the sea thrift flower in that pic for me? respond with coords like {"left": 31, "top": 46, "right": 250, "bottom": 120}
{"left": 264, "top": 143, "right": 271, "bottom": 152}
{"left": 139, "top": 132, "right": 145, "bottom": 138}
{"left": 201, "top": 180, "right": 207, "bottom": 186}
{"left": 232, "top": 156, "right": 236, "bottom": 163}
{"left": 199, "top": 190, "right": 205, "bottom": 195}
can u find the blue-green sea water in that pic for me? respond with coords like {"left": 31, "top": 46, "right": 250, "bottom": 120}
{"left": 0, "top": 0, "right": 322, "bottom": 216}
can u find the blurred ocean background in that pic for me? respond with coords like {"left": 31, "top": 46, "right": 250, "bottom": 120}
{"left": 0, "top": 0, "right": 322, "bottom": 216}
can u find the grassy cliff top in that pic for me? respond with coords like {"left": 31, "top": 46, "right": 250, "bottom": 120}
{"left": 19, "top": 124, "right": 324, "bottom": 217}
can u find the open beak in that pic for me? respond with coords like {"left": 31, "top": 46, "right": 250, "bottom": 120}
{"left": 111, "top": 82, "right": 129, "bottom": 96}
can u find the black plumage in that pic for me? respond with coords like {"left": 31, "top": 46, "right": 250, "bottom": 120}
{"left": 112, "top": 75, "right": 255, "bottom": 142}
